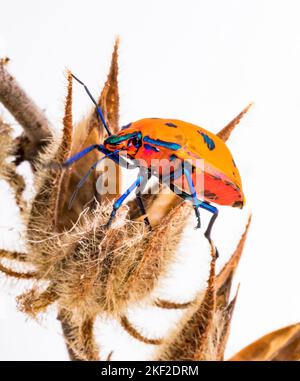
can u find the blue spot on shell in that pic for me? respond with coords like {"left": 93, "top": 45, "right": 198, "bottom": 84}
{"left": 143, "top": 136, "right": 181, "bottom": 151}
{"left": 165, "top": 122, "right": 178, "bottom": 128}
{"left": 198, "top": 131, "right": 215, "bottom": 150}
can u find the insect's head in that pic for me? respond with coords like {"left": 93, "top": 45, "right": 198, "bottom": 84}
{"left": 104, "top": 131, "right": 142, "bottom": 158}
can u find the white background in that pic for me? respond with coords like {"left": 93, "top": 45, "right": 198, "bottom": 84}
{"left": 0, "top": 0, "right": 299, "bottom": 360}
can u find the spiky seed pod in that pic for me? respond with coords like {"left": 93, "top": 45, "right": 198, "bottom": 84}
{"left": 155, "top": 218, "right": 251, "bottom": 361}
{"left": 22, "top": 201, "right": 190, "bottom": 320}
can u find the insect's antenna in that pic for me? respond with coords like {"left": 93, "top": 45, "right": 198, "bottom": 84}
{"left": 71, "top": 73, "right": 112, "bottom": 136}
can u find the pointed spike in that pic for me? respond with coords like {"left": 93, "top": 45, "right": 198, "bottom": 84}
{"left": 216, "top": 284, "right": 240, "bottom": 360}
{"left": 99, "top": 38, "right": 120, "bottom": 134}
{"left": 59, "top": 70, "right": 73, "bottom": 160}
{"left": 216, "top": 215, "right": 252, "bottom": 306}
{"left": 53, "top": 73, "right": 74, "bottom": 229}
{"left": 217, "top": 102, "right": 253, "bottom": 142}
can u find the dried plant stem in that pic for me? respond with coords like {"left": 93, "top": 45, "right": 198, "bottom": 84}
{"left": 120, "top": 315, "right": 163, "bottom": 345}
{"left": 0, "top": 60, "right": 52, "bottom": 163}
{"left": 154, "top": 299, "right": 192, "bottom": 310}
{"left": 0, "top": 249, "right": 27, "bottom": 262}
{"left": 0, "top": 262, "right": 37, "bottom": 279}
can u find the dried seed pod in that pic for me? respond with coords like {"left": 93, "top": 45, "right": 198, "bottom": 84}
{"left": 155, "top": 217, "right": 251, "bottom": 361}
{"left": 47, "top": 202, "right": 191, "bottom": 320}
{"left": 230, "top": 323, "right": 300, "bottom": 361}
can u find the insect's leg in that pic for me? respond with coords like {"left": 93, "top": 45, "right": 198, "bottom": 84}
{"left": 183, "top": 168, "right": 219, "bottom": 256}
{"left": 106, "top": 173, "right": 147, "bottom": 228}
{"left": 198, "top": 201, "right": 219, "bottom": 245}
{"left": 52, "top": 144, "right": 102, "bottom": 169}
{"left": 168, "top": 180, "right": 219, "bottom": 241}
{"left": 135, "top": 169, "right": 152, "bottom": 228}
{"left": 135, "top": 193, "right": 151, "bottom": 228}
{"left": 68, "top": 159, "right": 103, "bottom": 209}
{"left": 183, "top": 167, "right": 202, "bottom": 229}
{"left": 68, "top": 150, "right": 123, "bottom": 208}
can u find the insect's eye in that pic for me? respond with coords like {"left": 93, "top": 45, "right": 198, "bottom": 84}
{"left": 129, "top": 137, "right": 141, "bottom": 148}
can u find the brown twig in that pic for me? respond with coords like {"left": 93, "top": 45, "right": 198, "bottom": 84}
{"left": 0, "top": 60, "right": 52, "bottom": 164}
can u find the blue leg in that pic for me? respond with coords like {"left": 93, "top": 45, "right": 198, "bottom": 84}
{"left": 52, "top": 142, "right": 137, "bottom": 170}
{"left": 68, "top": 149, "right": 127, "bottom": 209}
{"left": 62, "top": 144, "right": 101, "bottom": 167}
{"left": 183, "top": 168, "right": 203, "bottom": 229}
{"left": 106, "top": 173, "right": 148, "bottom": 228}
{"left": 68, "top": 157, "right": 109, "bottom": 209}
{"left": 183, "top": 168, "right": 219, "bottom": 254}
{"left": 135, "top": 169, "right": 152, "bottom": 228}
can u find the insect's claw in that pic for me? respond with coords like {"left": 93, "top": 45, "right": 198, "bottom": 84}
{"left": 105, "top": 208, "right": 117, "bottom": 229}
{"left": 193, "top": 205, "right": 201, "bottom": 229}
{"left": 215, "top": 248, "right": 219, "bottom": 259}
{"left": 204, "top": 232, "right": 219, "bottom": 258}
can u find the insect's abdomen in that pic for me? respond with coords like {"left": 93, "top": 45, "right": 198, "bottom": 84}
{"left": 125, "top": 118, "right": 245, "bottom": 207}
{"left": 172, "top": 168, "right": 244, "bottom": 207}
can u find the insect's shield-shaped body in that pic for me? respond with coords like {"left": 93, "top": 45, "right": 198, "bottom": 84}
{"left": 103, "top": 118, "right": 245, "bottom": 208}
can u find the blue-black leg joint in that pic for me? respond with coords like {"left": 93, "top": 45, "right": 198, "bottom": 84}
{"left": 106, "top": 174, "right": 146, "bottom": 228}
